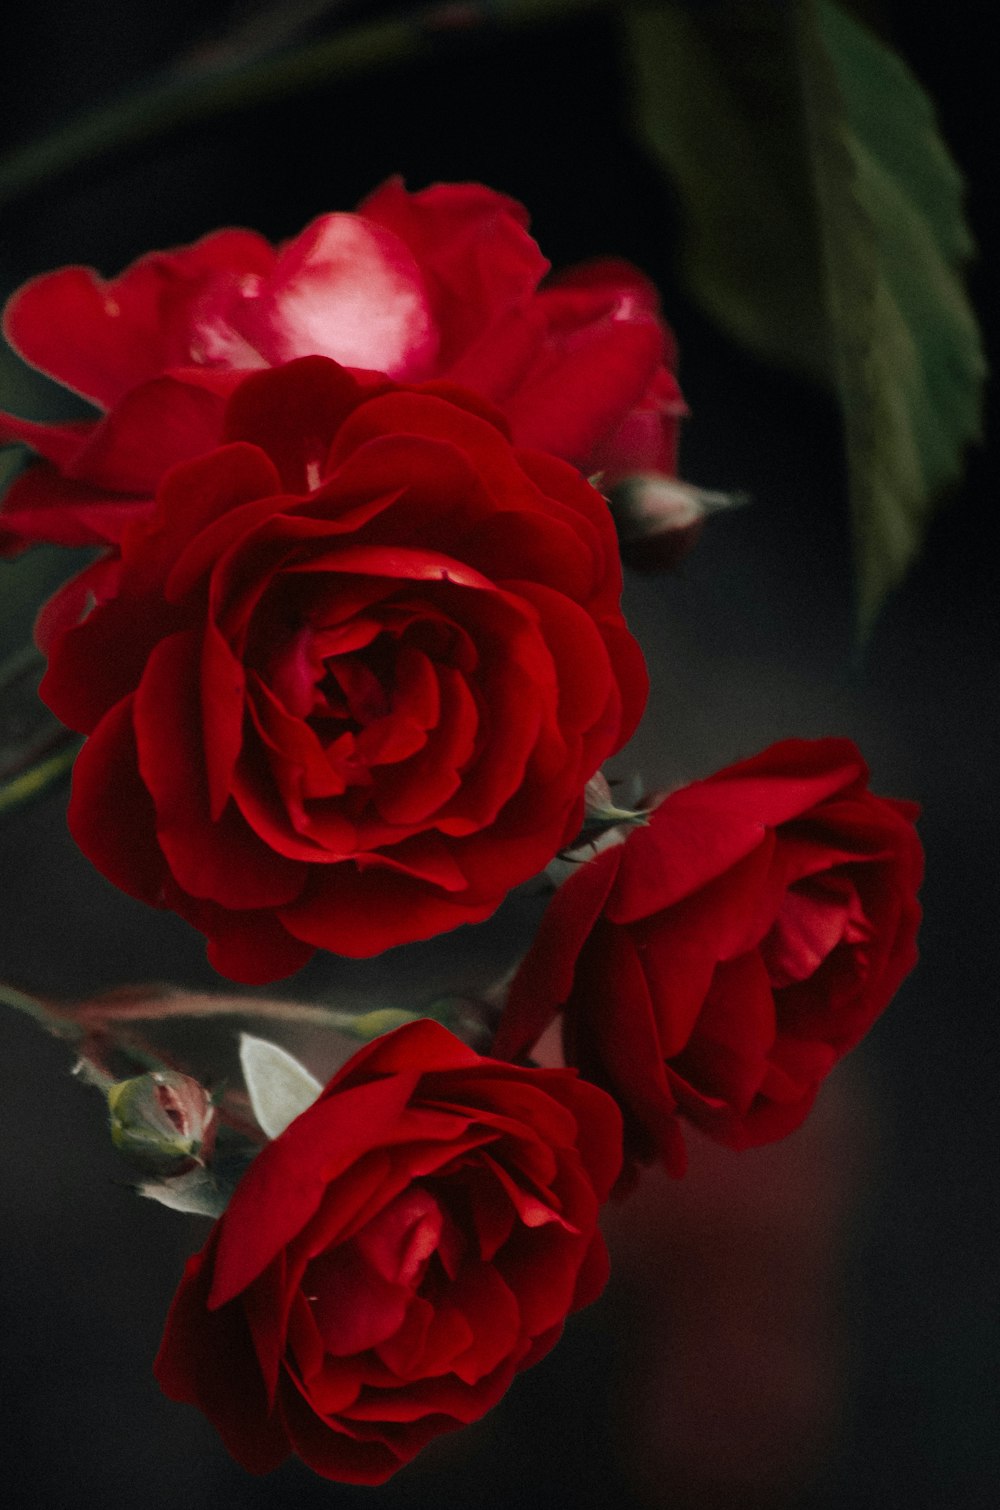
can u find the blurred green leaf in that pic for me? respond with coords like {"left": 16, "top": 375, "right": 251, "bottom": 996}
{"left": 0, "top": 577, "right": 84, "bottom": 817}
{"left": 1, "top": 332, "right": 93, "bottom": 812}
{"left": 816, "top": 0, "right": 985, "bottom": 625}
{"left": 623, "top": 0, "right": 985, "bottom": 626}
{"left": 0, "top": 0, "right": 604, "bottom": 210}
{"left": 0, "top": 551, "right": 70, "bottom": 651}
{"left": 623, "top": 2, "right": 831, "bottom": 379}
{"left": 1, "top": 331, "right": 90, "bottom": 652}
{"left": 135, "top": 1165, "right": 230, "bottom": 1218}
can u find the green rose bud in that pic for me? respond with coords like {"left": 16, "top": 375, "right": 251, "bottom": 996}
{"left": 107, "top": 1071, "right": 217, "bottom": 1177}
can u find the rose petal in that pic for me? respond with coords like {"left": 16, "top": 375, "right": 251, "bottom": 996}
{"left": 155, "top": 1239, "right": 290, "bottom": 1475}
{"left": 210, "top": 1071, "right": 422, "bottom": 1308}
{"left": 134, "top": 630, "right": 304, "bottom": 908}
{"left": 66, "top": 695, "right": 166, "bottom": 902}
{"left": 229, "top": 213, "right": 437, "bottom": 376}
{"left": 4, "top": 230, "right": 274, "bottom": 405}
{"left": 0, "top": 463, "right": 147, "bottom": 551}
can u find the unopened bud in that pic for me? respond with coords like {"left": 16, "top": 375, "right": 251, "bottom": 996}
{"left": 107, "top": 1070, "right": 217, "bottom": 1176}
{"left": 608, "top": 475, "right": 748, "bottom": 572}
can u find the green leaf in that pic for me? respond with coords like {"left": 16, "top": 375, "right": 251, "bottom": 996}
{"left": 816, "top": 1, "right": 985, "bottom": 625}
{"left": 0, "top": 543, "right": 86, "bottom": 652}
{"left": 0, "top": 610, "right": 83, "bottom": 817}
{"left": 238, "top": 1033, "right": 323, "bottom": 1139}
{"left": 136, "top": 1165, "right": 230, "bottom": 1219}
{"left": 623, "top": 3, "right": 832, "bottom": 380}
{"left": 0, "top": 0, "right": 605, "bottom": 211}
{"left": 622, "top": 0, "right": 985, "bottom": 626}
{"left": 1, "top": 330, "right": 95, "bottom": 812}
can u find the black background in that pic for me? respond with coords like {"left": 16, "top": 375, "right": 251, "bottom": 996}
{"left": 0, "top": 3, "right": 996, "bottom": 1507}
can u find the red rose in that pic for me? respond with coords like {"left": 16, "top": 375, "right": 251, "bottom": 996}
{"left": 154, "top": 1019, "right": 622, "bottom": 1484}
{"left": 493, "top": 740, "right": 922, "bottom": 1175}
{"left": 40, "top": 356, "right": 647, "bottom": 981}
{"left": 0, "top": 178, "right": 684, "bottom": 555}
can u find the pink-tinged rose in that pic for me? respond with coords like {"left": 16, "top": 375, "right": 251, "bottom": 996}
{"left": 0, "top": 179, "right": 684, "bottom": 556}
{"left": 40, "top": 356, "right": 647, "bottom": 982}
{"left": 493, "top": 740, "right": 922, "bottom": 1177}
{"left": 154, "top": 1019, "right": 622, "bottom": 1485}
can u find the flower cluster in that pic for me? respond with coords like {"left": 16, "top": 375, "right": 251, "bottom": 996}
{"left": 0, "top": 180, "right": 922, "bottom": 1485}
{"left": 0, "top": 177, "right": 683, "bottom": 560}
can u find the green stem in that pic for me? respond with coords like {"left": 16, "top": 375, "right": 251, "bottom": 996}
{"left": 0, "top": 737, "right": 79, "bottom": 815}
{"left": 0, "top": 642, "right": 44, "bottom": 690}
{"left": 0, "top": 641, "right": 79, "bottom": 797}
{"left": 0, "top": 981, "right": 84, "bottom": 1040}
{"left": 61, "top": 989, "right": 404, "bottom": 1036}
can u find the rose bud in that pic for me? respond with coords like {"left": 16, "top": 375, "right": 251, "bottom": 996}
{"left": 607, "top": 475, "right": 747, "bottom": 572}
{"left": 108, "top": 1070, "right": 217, "bottom": 1176}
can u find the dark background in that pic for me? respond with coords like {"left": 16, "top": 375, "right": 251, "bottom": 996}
{"left": 1, "top": 3, "right": 996, "bottom": 1507}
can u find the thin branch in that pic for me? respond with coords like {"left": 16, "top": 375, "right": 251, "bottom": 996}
{"left": 0, "top": 0, "right": 604, "bottom": 209}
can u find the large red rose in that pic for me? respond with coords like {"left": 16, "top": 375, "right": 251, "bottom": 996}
{"left": 493, "top": 740, "right": 922, "bottom": 1175}
{"left": 0, "top": 178, "right": 684, "bottom": 555}
{"left": 40, "top": 356, "right": 647, "bottom": 981}
{"left": 154, "top": 1019, "right": 622, "bottom": 1484}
